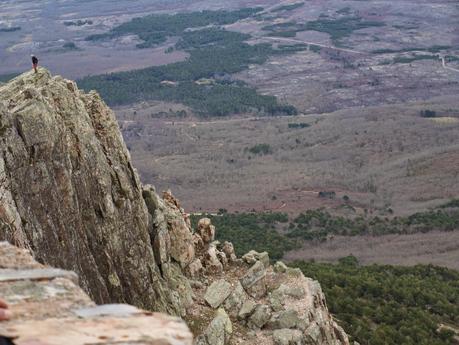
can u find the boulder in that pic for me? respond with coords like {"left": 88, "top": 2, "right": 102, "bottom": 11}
{"left": 269, "top": 291, "right": 285, "bottom": 312}
{"left": 242, "top": 250, "right": 269, "bottom": 267}
{"left": 273, "top": 329, "right": 304, "bottom": 345}
{"left": 267, "top": 309, "right": 300, "bottom": 330}
{"left": 216, "top": 250, "right": 228, "bottom": 267}
{"left": 197, "top": 218, "right": 215, "bottom": 243}
{"left": 204, "top": 279, "right": 232, "bottom": 308}
{"left": 186, "top": 258, "right": 203, "bottom": 279}
{"left": 221, "top": 241, "right": 237, "bottom": 262}
{"left": 198, "top": 308, "right": 232, "bottom": 345}
{"left": 273, "top": 261, "right": 288, "bottom": 273}
{"left": 240, "top": 261, "right": 267, "bottom": 298}
{"left": 304, "top": 322, "right": 322, "bottom": 344}
{"left": 193, "top": 233, "right": 205, "bottom": 252}
{"left": 203, "top": 245, "right": 223, "bottom": 273}
{"left": 272, "top": 284, "right": 305, "bottom": 300}
{"left": 224, "top": 281, "right": 247, "bottom": 317}
{"left": 247, "top": 304, "right": 271, "bottom": 329}
{"left": 286, "top": 267, "right": 303, "bottom": 278}
{"left": 237, "top": 300, "right": 256, "bottom": 320}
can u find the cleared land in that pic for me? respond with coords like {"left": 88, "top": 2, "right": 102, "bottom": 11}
{"left": 284, "top": 231, "right": 459, "bottom": 271}
{"left": 117, "top": 95, "right": 459, "bottom": 216}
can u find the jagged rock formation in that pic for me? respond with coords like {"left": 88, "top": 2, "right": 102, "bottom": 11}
{"left": 0, "top": 69, "right": 349, "bottom": 345}
{"left": 0, "top": 69, "right": 193, "bottom": 315}
{"left": 0, "top": 241, "right": 192, "bottom": 345}
{"left": 187, "top": 235, "right": 349, "bottom": 345}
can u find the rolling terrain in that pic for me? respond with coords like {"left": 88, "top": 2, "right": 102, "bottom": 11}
{"left": 2, "top": 0, "right": 459, "bottom": 278}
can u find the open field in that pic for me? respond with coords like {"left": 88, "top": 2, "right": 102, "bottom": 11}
{"left": 284, "top": 231, "right": 459, "bottom": 271}
{"left": 117, "top": 94, "right": 459, "bottom": 216}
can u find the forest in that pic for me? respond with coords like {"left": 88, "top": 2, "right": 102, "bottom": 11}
{"left": 292, "top": 259, "right": 459, "bottom": 345}
{"left": 192, "top": 200, "right": 459, "bottom": 254}
{"left": 78, "top": 8, "right": 298, "bottom": 116}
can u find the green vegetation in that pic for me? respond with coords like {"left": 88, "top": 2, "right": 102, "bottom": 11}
{"left": 85, "top": 8, "right": 262, "bottom": 48}
{"left": 372, "top": 45, "right": 451, "bottom": 54}
{"left": 191, "top": 207, "right": 459, "bottom": 255}
{"left": 287, "top": 208, "right": 459, "bottom": 241}
{"left": 292, "top": 259, "right": 459, "bottom": 345}
{"left": 62, "top": 42, "right": 79, "bottom": 51}
{"left": 420, "top": 109, "right": 437, "bottom": 118}
{"left": 288, "top": 122, "right": 311, "bottom": 129}
{"left": 305, "top": 16, "right": 385, "bottom": 45}
{"left": 392, "top": 54, "right": 438, "bottom": 64}
{"left": 78, "top": 8, "right": 298, "bottom": 116}
{"left": 64, "top": 19, "right": 93, "bottom": 26}
{"left": 190, "top": 213, "right": 295, "bottom": 260}
{"left": 262, "top": 16, "right": 384, "bottom": 45}
{"left": 440, "top": 199, "right": 459, "bottom": 208}
{"left": 0, "top": 73, "right": 19, "bottom": 83}
{"left": 0, "top": 26, "right": 20, "bottom": 33}
{"left": 175, "top": 28, "right": 250, "bottom": 50}
{"left": 445, "top": 55, "right": 459, "bottom": 63}
{"left": 247, "top": 143, "right": 273, "bottom": 155}
{"left": 271, "top": 2, "right": 305, "bottom": 13}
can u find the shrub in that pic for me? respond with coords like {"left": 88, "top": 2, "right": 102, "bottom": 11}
{"left": 420, "top": 109, "right": 437, "bottom": 118}
{"left": 247, "top": 144, "right": 273, "bottom": 155}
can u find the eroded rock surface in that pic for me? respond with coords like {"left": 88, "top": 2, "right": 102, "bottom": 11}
{"left": 0, "top": 69, "right": 192, "bottom": 314}
{"left": 0, "top": 242, "right": 192, "bottom": 345}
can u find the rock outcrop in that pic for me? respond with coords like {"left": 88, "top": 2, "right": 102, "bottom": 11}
{"left": 0, "top": 69, "right": 349, "bottom": 345}
{"left": 0, "top": 241, "right": 193, "bottom": 345}
{"left": 0, "top": 69, "right": 192, "bottom": 315}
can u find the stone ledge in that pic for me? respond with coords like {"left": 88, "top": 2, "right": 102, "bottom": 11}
{"left": 0, "top": 242, "right": 193, "bottom": 345}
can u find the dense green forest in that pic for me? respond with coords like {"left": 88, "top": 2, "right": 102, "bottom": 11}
{"left": 292, "top": 259, "right": 459, "bottom": 345}
{"left": 271, "top": 2, "right": 305, "bottom": 13}
{"left": 85, "top": 8, "right": 262, "bottom": 48}
{"left": 78, "top": 8, "right": 299, "bottom": 116}
{"left": 262, "top": 16, "right": 384, "bottom": 45}
{"left": 286, "top": 207, "right": 459, "bottom": 241}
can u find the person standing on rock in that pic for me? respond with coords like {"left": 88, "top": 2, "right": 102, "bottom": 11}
{"left": 31, "top": 55, "right": 39, "bottom": 73}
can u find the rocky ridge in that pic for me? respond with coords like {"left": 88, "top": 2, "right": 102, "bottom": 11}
{"left": 0, "top": 69, "right": 349, "bottom": 345}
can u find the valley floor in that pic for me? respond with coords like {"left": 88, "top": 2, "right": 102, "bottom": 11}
{"left": 284, "top": 230, "right": 459, "bottom": 271}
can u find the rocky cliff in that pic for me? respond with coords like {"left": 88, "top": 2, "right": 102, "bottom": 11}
{"left": 0, "top": 69, "right": 349, "bottom": 345}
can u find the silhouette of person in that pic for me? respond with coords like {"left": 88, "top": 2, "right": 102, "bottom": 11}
{"left": 31, "top": 55, "right": 39, "bottom": 73}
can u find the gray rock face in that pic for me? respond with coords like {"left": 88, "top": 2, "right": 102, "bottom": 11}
{"left": 267, "top": 309, "right": 301, "bottom": 330}
{"left": 247, "top": 304, "right": 272, "bottom": 329}
{"left": 224, "top": 281, "right": 247, "bottom": 317}
{"left": 0, "top": 70, "right": 189, "bottom": 315}
{"left": 240, "top": 261, "right": 267, "bottom": 298}
{"left": 273, "top": 261, "right": 288, "bottom": 273}
{"left": 273, "top": 329, "right": 304, "bottom": 345}
{"left": 242, "top": 250, "right": 269, "bottom": 267}
{"left": 198, "top": 308, "right": 233, "bottom": 345}
{"left": 204, "top": 279, "right": 232, "bottom": 308}
{"left": 237, "top": 300, "right": 256, "bottom": 320}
